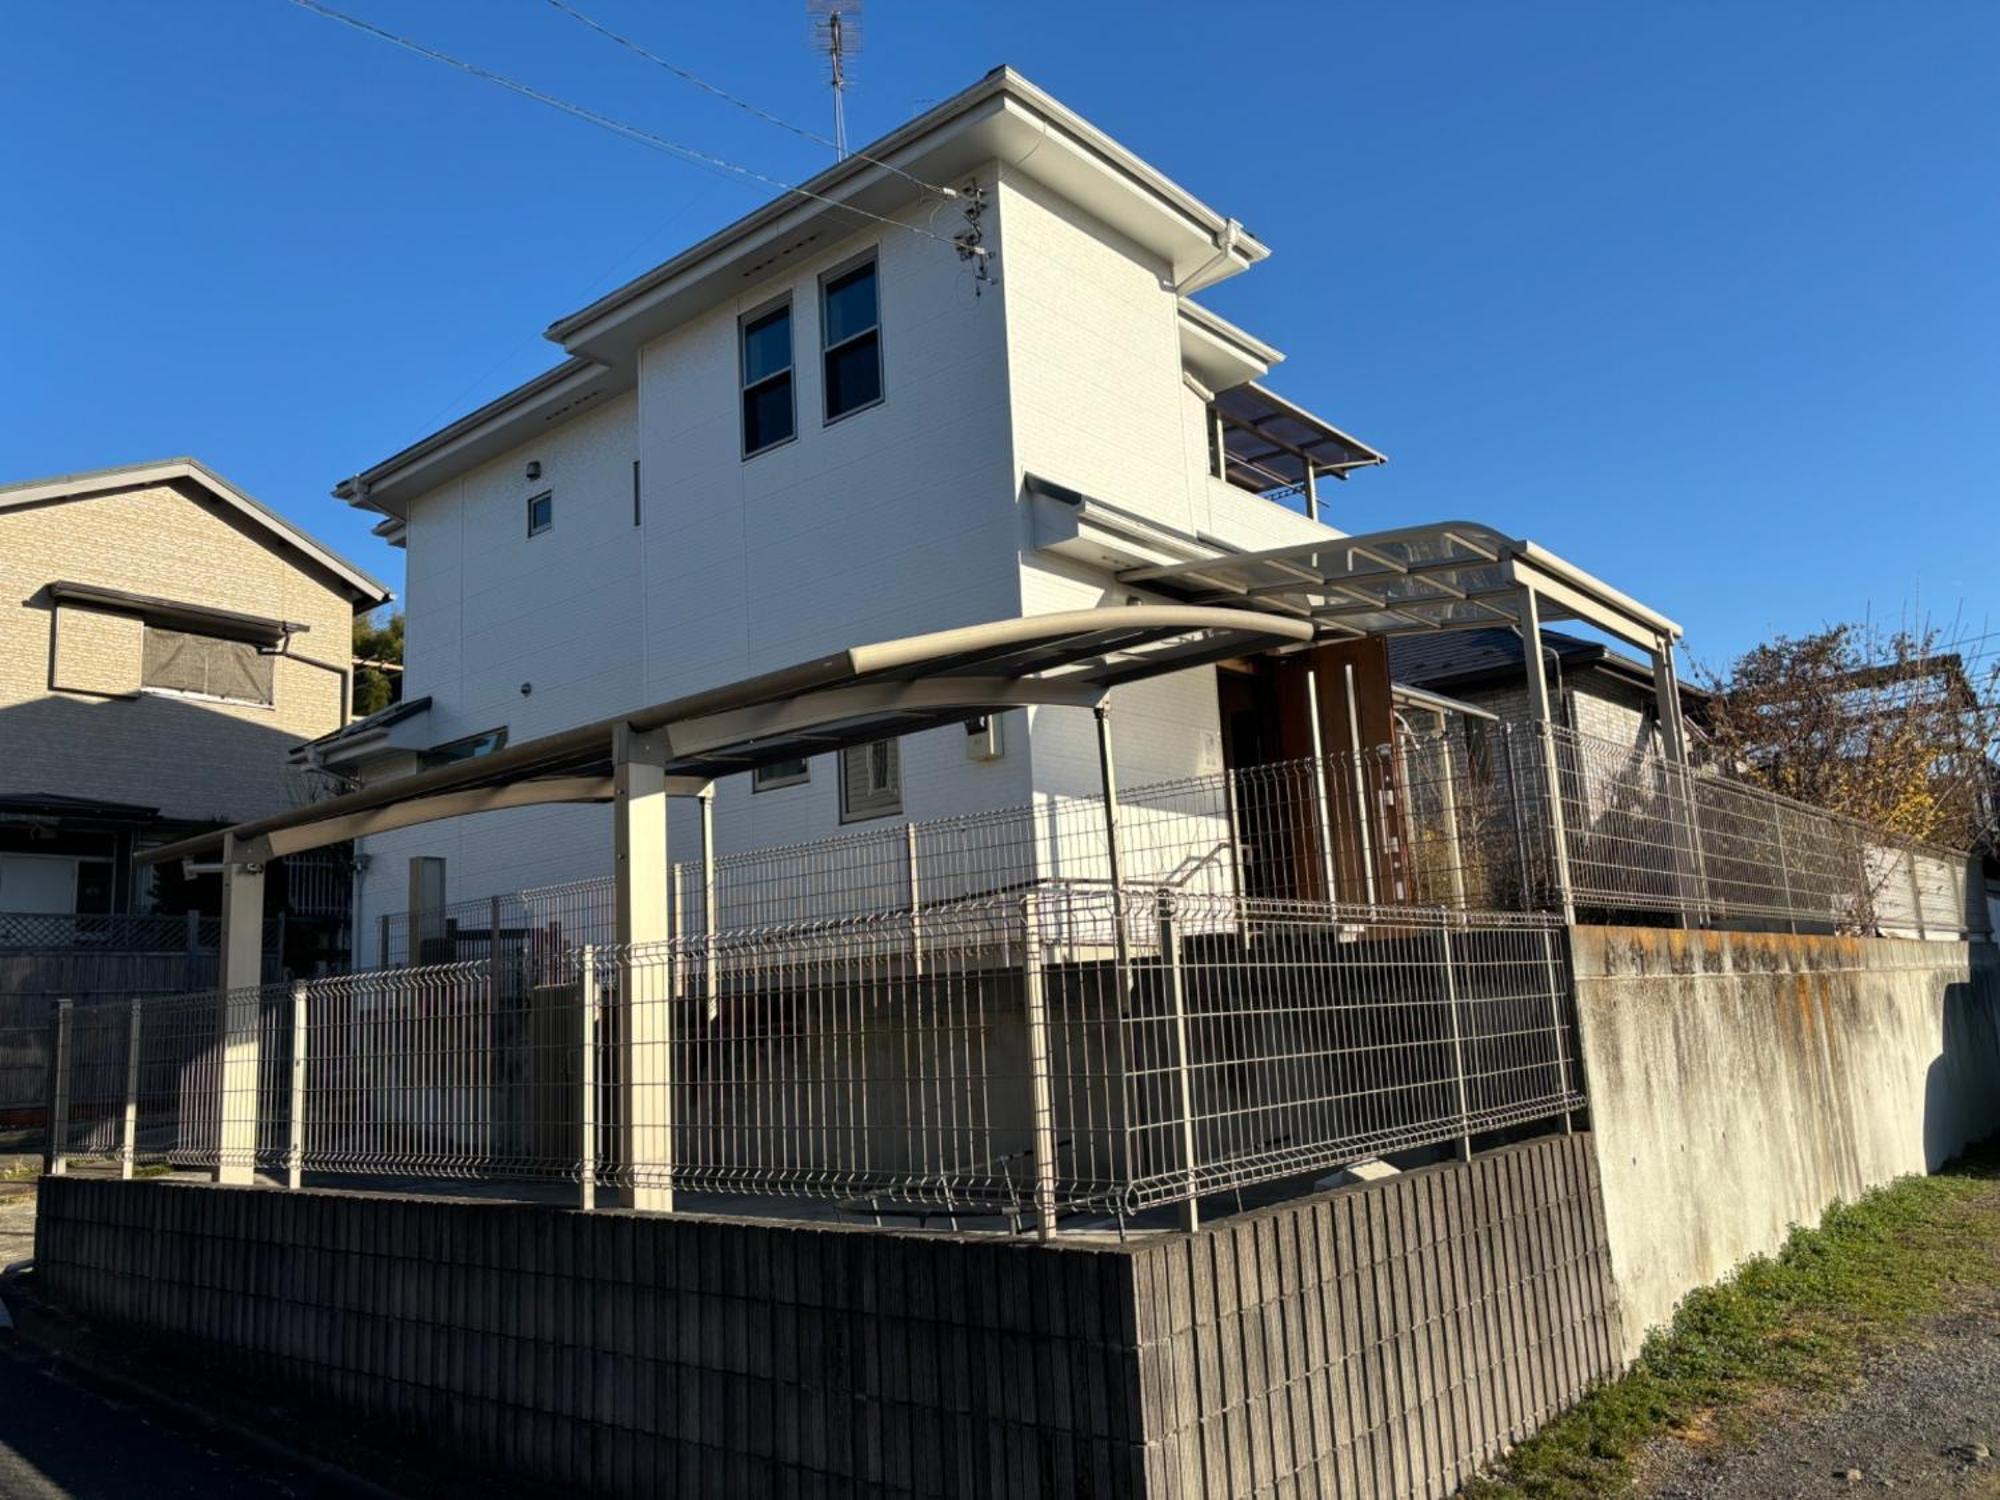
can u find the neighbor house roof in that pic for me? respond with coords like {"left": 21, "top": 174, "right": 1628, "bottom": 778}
{"left": 1389, "top": 627, "right": 1708, "bottom": 700}
{"left": 0, "top": 792, "right": 164, "bottom": 824}
{"left": 1, "top": 458, "right": 391, "bottom": 609}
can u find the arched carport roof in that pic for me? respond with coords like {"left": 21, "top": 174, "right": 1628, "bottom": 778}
{"left": 144, "top": 606, "right": 1312, "bottom": 866}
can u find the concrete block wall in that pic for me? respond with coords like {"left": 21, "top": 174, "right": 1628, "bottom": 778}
{"left": 36, "top": 1179, "right": 1150, "bottom": 1498}
{"left": 1129, "top": 1136, "right": 1621, "bottom": 1499}
{"left": 35, "top": 1133, "right": 1619, "bottom": 1498}
{"left": 1570, "top": 927, "right": 2000, "bottom": 1361}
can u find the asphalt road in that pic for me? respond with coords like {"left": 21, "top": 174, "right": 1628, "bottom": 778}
{"left": 0, "top": 1344, "right": 311, "bottom": 1500}
{"left": 0, "top": 1183, "right": 344, "bottom": 1500}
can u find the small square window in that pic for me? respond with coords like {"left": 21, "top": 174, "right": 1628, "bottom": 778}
{"left": 753, "top": 758, "right": 810, "bottom": 792}
{"left": 527, "top": 491, "right": 554, "bottom": 537}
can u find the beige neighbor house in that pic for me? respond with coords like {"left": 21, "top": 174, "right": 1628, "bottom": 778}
{"left": 0, "top": 458, "right": 390, "bottom": 933}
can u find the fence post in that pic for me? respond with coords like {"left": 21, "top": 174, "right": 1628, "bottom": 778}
{"left": 579, "top": 944, "right": 597, "bottom": 1212}
{"left": 1503, "top": 726, "right": 1534, "bottom": 911}
{"left": 699, "top": 787, "right": 720, "bottom": 1018}
{"left": 1158, "top": 897, "right": 1199, "bottom": 1232}
{"left": 906, "top": 820, "right": 924, "bottom": 979}
{"left": 1538, "top": 927, "right": 1575, "bottom": 1135}
{"left": 287, "top": 981, "right": 307, "bottom": 1190}
{"left": 120, "top": 997, "right": 143, "bottom": 1180}
{"left": 1907, "top": 848, "right": 1928, "bottom": 941}
{"left": 47, "top": 998, "right": 73, "bottom": 1177}
{"left": 1021, "top": 895, "right": 1059, "bottom": 1240}
{"left": 377, "top": 912, "right": 390, "bottom": 970}
{"left": 1300, "top": 670, "right": 1341, "bottom": 903}
{"left": 1438, "top": 926, "right": 1472, "bottom": 1162}
{"left": 1773, "top": 802, "right": 1799, "bottom": 934}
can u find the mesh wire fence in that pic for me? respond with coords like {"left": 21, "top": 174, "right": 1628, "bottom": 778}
{"left": 1542, "top": 723, "right": 1983, "bottom": 935}
{"left": 374, "top": 722, "right": 1979, "bottom": 956}
{"left": 45, "top": 890, "right": 1579, "bottom": 1226}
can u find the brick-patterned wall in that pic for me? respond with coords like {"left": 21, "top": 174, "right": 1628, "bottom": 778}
{"left": 0, "top": 479, "right": 357, "bottom": 824}
{"left": 35, "top": 1134, "right": 1620, "bottom": 1498}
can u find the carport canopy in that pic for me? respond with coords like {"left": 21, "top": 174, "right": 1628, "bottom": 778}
{"left": 141, "top": 605, "right": 1314, "bottom": 867}
{"left": 1117, "top": 521, "right": 1681, "bottom": 649}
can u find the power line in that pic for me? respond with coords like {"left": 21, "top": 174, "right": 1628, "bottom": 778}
{"left": 280, "top": 0, "right": 982, "bottom": 258}
{"left": 541, "top": 0, "right": 954, "bottom": 200}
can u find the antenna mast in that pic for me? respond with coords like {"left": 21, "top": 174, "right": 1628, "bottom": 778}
{"left": 808, "top": 0, "right": 862, "bottom": 159}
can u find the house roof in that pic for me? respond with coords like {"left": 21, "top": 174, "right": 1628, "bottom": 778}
{"left": 1, "top": 458, "right": 392, "bottom": 609}
{"left": 0, "top": 791, "right": 164, "bottom": 823}
{"left": 335, "top": 66, "right": 1275, "bottom": 524}
{"left": 1389, "top": 627, "right": 1708, "bottom": 699}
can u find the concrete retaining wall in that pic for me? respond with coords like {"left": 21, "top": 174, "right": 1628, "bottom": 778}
{"left": 1570, "top": 927, "right": 2000, "bottom": 1361}
{"left": 34, "top": 1133, "right": 1618, "bottom": 1497}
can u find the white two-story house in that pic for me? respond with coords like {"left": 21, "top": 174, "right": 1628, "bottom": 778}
{"left": 317, "top": 67, "right": 1401, "bottom": 961}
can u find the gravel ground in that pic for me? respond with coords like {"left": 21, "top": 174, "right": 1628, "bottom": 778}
{"left": 0, "top": 1181, "right": 35, "bottom": 1272}
{"left": 1638, "top": 1304, "right": 2000, "bottom": 1499}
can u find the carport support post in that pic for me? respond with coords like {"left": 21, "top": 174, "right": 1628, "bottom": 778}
{"left": 1094, "top": 702, "right": 1133, "bottom": 973}
{"left": 612, "top": 724, "right": 674, "bottom": 1213}
{"left": 1433, "top": 707, "right": 1468, "bottom": 910}
{"left": 47, "top": 998, "right": 72, "bottom": 1177}
{"left": 1650, "top": 632, "right": 1706, "bottom": 927}
{"left": 699, "top": 785, "right": 720, "bottom": 1015}
{"left": 286, "top": 982, "right": 306, "bottom": 1190}
{"left": 1021, "top": 892, "right": 1058, "bottom": 1240}
{"left": 215, "top": 832, "right": 265, "bottom": 1185}
{"left": 1518, "top": 587, "right": 1577, "bottom": 925}
{"left": 120, "top": 997, "right": 142, "bottom": 1179}
{"left": 1301, "top": 670, "right": 1340, "bottom": 903}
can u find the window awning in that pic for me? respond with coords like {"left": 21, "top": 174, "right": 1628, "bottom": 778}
{"left": 47, "top": 581, "right": 307, "bottom": 644}
{"left": 1119, "top": 521, "right": 1681, "bottom": 648}
{"left": 142, "top": 605, "right": 1313, "bottom": 866}
{"left": 1214, "top": 382, "right": 1386, "bottom": 492}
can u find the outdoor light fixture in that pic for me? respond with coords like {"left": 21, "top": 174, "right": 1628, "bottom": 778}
{"left": 526, "top": 460, "right": 542, "bottom": 480}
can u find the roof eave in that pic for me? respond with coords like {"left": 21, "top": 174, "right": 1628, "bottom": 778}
{"left": 2, "top": 457, "right": 392, "bottom": 610}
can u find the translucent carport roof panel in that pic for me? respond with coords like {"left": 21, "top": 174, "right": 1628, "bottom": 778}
{"left": 1214, "top": 383, "right": 1387, "bottom": 491}
{"left": 1122, "top": 522, "right": 1533, "bottom": 637}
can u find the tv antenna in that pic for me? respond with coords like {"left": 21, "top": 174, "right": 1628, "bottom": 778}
{"left": 808, "top": 0, "right": 862, "bottom": 159}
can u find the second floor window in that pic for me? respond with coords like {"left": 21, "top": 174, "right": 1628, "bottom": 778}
{"left": 741, "top": 301, "right": 795, "bottom": 456}
{"left": 141, "top": 626, "right": 274, "bottom": 707}
{"left": 527, "top": 491, "right": 553, "bottom": 537}
{"left": 821, "top": 259, "right": 881, "bottom": 422}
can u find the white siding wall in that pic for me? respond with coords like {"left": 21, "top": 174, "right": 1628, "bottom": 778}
{"left": 358, "top": 155, "right": 1362, "bottom": 957}
{"left": 358, "top": 181, "right": 1029, "bottom": 948}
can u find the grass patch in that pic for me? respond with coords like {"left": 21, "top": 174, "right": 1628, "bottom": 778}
{"left": 1464, "top": 1143, "right": 2000, "bottom": 1499}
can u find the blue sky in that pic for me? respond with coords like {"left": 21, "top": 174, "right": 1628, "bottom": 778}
{"left": 5, "top": 1, "right": 1995, "bottom": 672}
